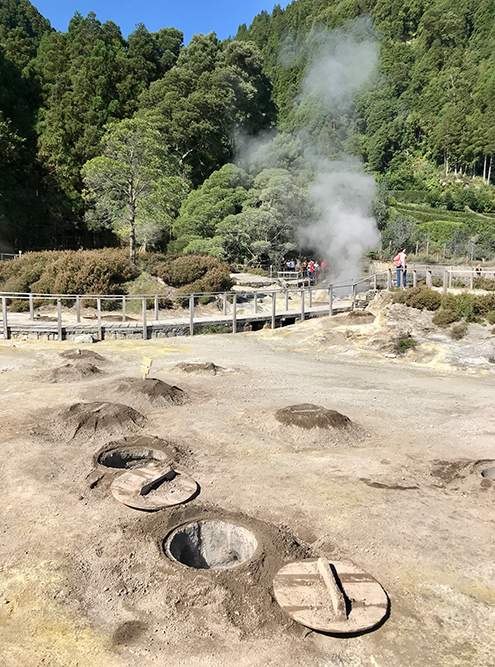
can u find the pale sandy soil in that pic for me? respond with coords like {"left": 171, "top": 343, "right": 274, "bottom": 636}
{"left": 0, "top": 300, "right": 494, "bottom": 667}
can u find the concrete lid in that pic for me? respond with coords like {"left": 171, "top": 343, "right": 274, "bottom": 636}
{"left": 273, "top": 558, "right": 389, "bottom": 634}
{"left": 110, "top": 463, "right": 197, "bottom": 510}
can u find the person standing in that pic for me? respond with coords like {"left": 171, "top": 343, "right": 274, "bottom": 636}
{"left": 396, "top": 247, "right": 407, "bottom": 288}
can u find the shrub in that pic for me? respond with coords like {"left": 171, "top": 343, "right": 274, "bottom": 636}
{"left": 486, "top": 311, "right": 495, "bottom": 325}
{"left": 473, "top": 293, "right": 495, "bottom": 317}
{"left": 395, "top": 335, "right": 416, "bottom": 355}
{"left": 473, "top": 276, "right": 495, "bottom": 291}
{"left": 0, "top": 249, "right": 138, "bottom": 297}
{"left": 433, "top": 309, "right": 458, "bottom": 327}
{"left": 450, "top": 323, "right": 468, "bottom": 340}
{"left": 393, "top": 287, "right": 441, "bottom": 310}
{"left": 152, "top": 254, "right": 233, "bottom": 295}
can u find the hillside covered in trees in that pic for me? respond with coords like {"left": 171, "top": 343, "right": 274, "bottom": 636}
{"left": 2, "top": 0, "right": 495, "bottom": 266}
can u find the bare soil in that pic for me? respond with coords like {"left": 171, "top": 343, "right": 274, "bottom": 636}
{"left": 0, "top": 299, "right": 494, "bottom": 666}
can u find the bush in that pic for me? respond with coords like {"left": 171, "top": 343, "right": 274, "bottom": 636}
{"left": 392, "top": 287, "right": 442, "bottom": 310}
{"left": 473, "top": 276, "right": 495, "bottom": 291}
{"left": 152, "top": 254, "right": 233, "bottom": 294}
{"left": 0, "top": 249, "right": 138, "bottom": 296}
{"left": 486, "top": 311, "right": 495, "bottom": 325}
{"left": 395, "top": 335, "right": 416, "bottom": 355}
{"left": 433, "top": 309, "right": 458, "bottom": 327}
{"left": 473, "top": 293, "right": 495, "bottom": 317}
{"left": 450, "top": 322, "right": 468, "bottom": 340}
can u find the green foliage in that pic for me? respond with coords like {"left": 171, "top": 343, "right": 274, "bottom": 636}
{"left": 139, "top": 35, "right": 275, "bottom": 187}
{"left": 392, "top": 286, "right": 442, "bottom": 310}
{"left": 395, "top": 335, "right": 416, "bottom": 355}
{"left": 450, "top": 322, "right": 468, "bottom": 339}
{"left": 0, "top": 249, "right": 138, "bottom": 295}
{"left": 217, "top": 168, "right": 308, "bottom": 265}
{"left": 82, "top": 118, "right": 188, "bottom": 262}
{"left": 382, "top": 214, "right": 417, "bottom": 253}
{"left": 486, "top": 311, "right": 495, "bottom": 325}
{"left": 173, "top": 164, "right": 252, "bottom": 250}
{"left": 432, "top": 308, "right": 458, "bottom": 328}
{"left": 151, "top": 254, "right": 233, "bottom": 294}
{"left": 473, "top": 276, "right": 495, "bottom": 291}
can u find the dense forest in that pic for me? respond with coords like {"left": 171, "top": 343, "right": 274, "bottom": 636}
{"left": 2, "top": 0, "right": 495, "bottom": 265}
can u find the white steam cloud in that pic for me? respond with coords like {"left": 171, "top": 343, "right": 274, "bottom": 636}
{"left": 237, "top": 18, "right": 382, "bottom": 283}
{"left": 296, "top": 20, "right": 381, "bottom": 282}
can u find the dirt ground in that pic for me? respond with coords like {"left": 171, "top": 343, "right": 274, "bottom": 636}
{"left": 0, "top": 295, "right": 494, "bottom": 667}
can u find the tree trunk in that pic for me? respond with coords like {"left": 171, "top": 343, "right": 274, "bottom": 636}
{"left": 129, "top": 225, "right": 136, "bottom": 266}
{"left": 483, "top": 155, "right": 488, "bottom": 183}
{"left": 444, "top": 151, "right": 449, "bottom": 175}
{"left": 488, "top": 156, "right": 493, "bottom": 184}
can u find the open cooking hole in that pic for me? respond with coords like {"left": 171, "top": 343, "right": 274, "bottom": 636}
{"left": 164, "top": 520, "right": 258, "bottom": 570}
{"left": 481, "top": 467, "right": 495, "bottom": 481}
{"left": 97, "top": 447, "right": 168, "bottom": 469}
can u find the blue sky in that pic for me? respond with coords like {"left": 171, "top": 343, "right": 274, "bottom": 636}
{"left": 33, "top": 1, "right": 290, "bottom": 44}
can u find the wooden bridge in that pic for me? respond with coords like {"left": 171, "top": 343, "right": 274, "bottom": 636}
{"left": 0, "top": 265, "right": 493, "bottom": 342}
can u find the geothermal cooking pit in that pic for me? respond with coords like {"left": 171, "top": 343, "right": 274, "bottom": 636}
{"left": 481, "top": 467, "right": 495, "bottom": 481}
{"left": 97, "top": 446, "right": 168, "bottom": 470}
{"left": 164, "top": 520, "right": 258, "bottom": 570}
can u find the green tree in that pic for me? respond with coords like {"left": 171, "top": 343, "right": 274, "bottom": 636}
{"left": 382, "top": 214, "right": 418, "bottom": 252}
{"left": 140, "top": 34, "right": 275, "bottom": 186}
{"left": 82, "top": 118, "right": 188, "bottom": 264}
{"left": 173, "top": 163, "right": 252, "bottom": 252}
{"left": 217, "top": 168, "right": 309, "bottom": 265}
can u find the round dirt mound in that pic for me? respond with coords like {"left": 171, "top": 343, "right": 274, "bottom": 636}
{"left": 175, "top": 362, "right": 224, "bottom": 375}
{"left": 116, "top": 378, "right": 187, "bottom": 405}
{"left": 275, "top": 404, "right": 352, "bottom": 430}
{"left": 164, "top": 520, "right": 258, "bottom": 570}
{"left": 60, "top": 402, "right": 146, "bottom": 440}
{"left": 59, "top": 349, "right": 106, "bottom": 362}
{"left": 96, "top": 436, "right": 174, "bottom": 469}
{"left": 46, "top": 362, "right": 103, "bottom": 383}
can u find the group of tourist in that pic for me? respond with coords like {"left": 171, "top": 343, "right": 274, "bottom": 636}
{"left": 280, "top": 257, "right": 328, "bottom": 283}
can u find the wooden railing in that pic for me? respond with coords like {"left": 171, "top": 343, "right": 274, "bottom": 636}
{"left": 0, "top": 272, "right": 390, "bottom": 341}
{"left": 3, "top": 265, "right": 491, "bottom": 341}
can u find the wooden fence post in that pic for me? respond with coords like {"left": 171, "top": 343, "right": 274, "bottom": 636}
{"left": 253, "top": 292, "right": 258, "bottom": 314}
{"left": 142, "top": 298, "right": 147, "bottom": 340}
{"left": 328, "top": 286, "right": 333, "bottom": 316}
{"left": 285, "top": 288, "right": 289, "bottom": 311}
{"left": 189, "top": 294, "right": 194, "bottom": 336}
{"left": 222, "top": 292, "right": 227, "bottom": 316}
{"left": 413, "top": 270, "right": 417, "bottom": 287}
{"left": 443, "top": 270, "right": 448, "bottom": 294}
{"left": 426, "top": 269, "right": 432, "bottom": 288}
{"left": 154, "top": 295, "right": 159, "bottom": 321}
{"left": 352, "top": 283, "right": 357, "bottom": 309}
{"left": 97, "top": 298, "right": 102, "bottom": 340}
{"left": 300, "top": 289, "right": 305, "bottom": 322}
{"left": 29, "top": 293, "right": 34, "bottom": 321}
{"left": 76, "top": 295, "right": 81, "bottom": 323}
{"left": 373, "top": 274, "right": 377, "bottom": 290}
{"left": 122, "top": 296, "right": 126, "bottom": 322}
{"left": 57, "top": 298, "right": 63, "bottom": 341}
{"left": 449, "top": 270, "right": 452, "bottom": 288}
{"left": 271, "top": 292, "right": 276, "bottom": 329}
{"left": 387, "top": 269, "right": 392, "bottom": 290}
{"left": 232, "top": 294, "right": 237, "bottom": 333}
{"left": 470, "top": 270, "right": 474, "bottom": 289}
{"left": 2, "top": 297, "right": 9, "bottom": 340}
